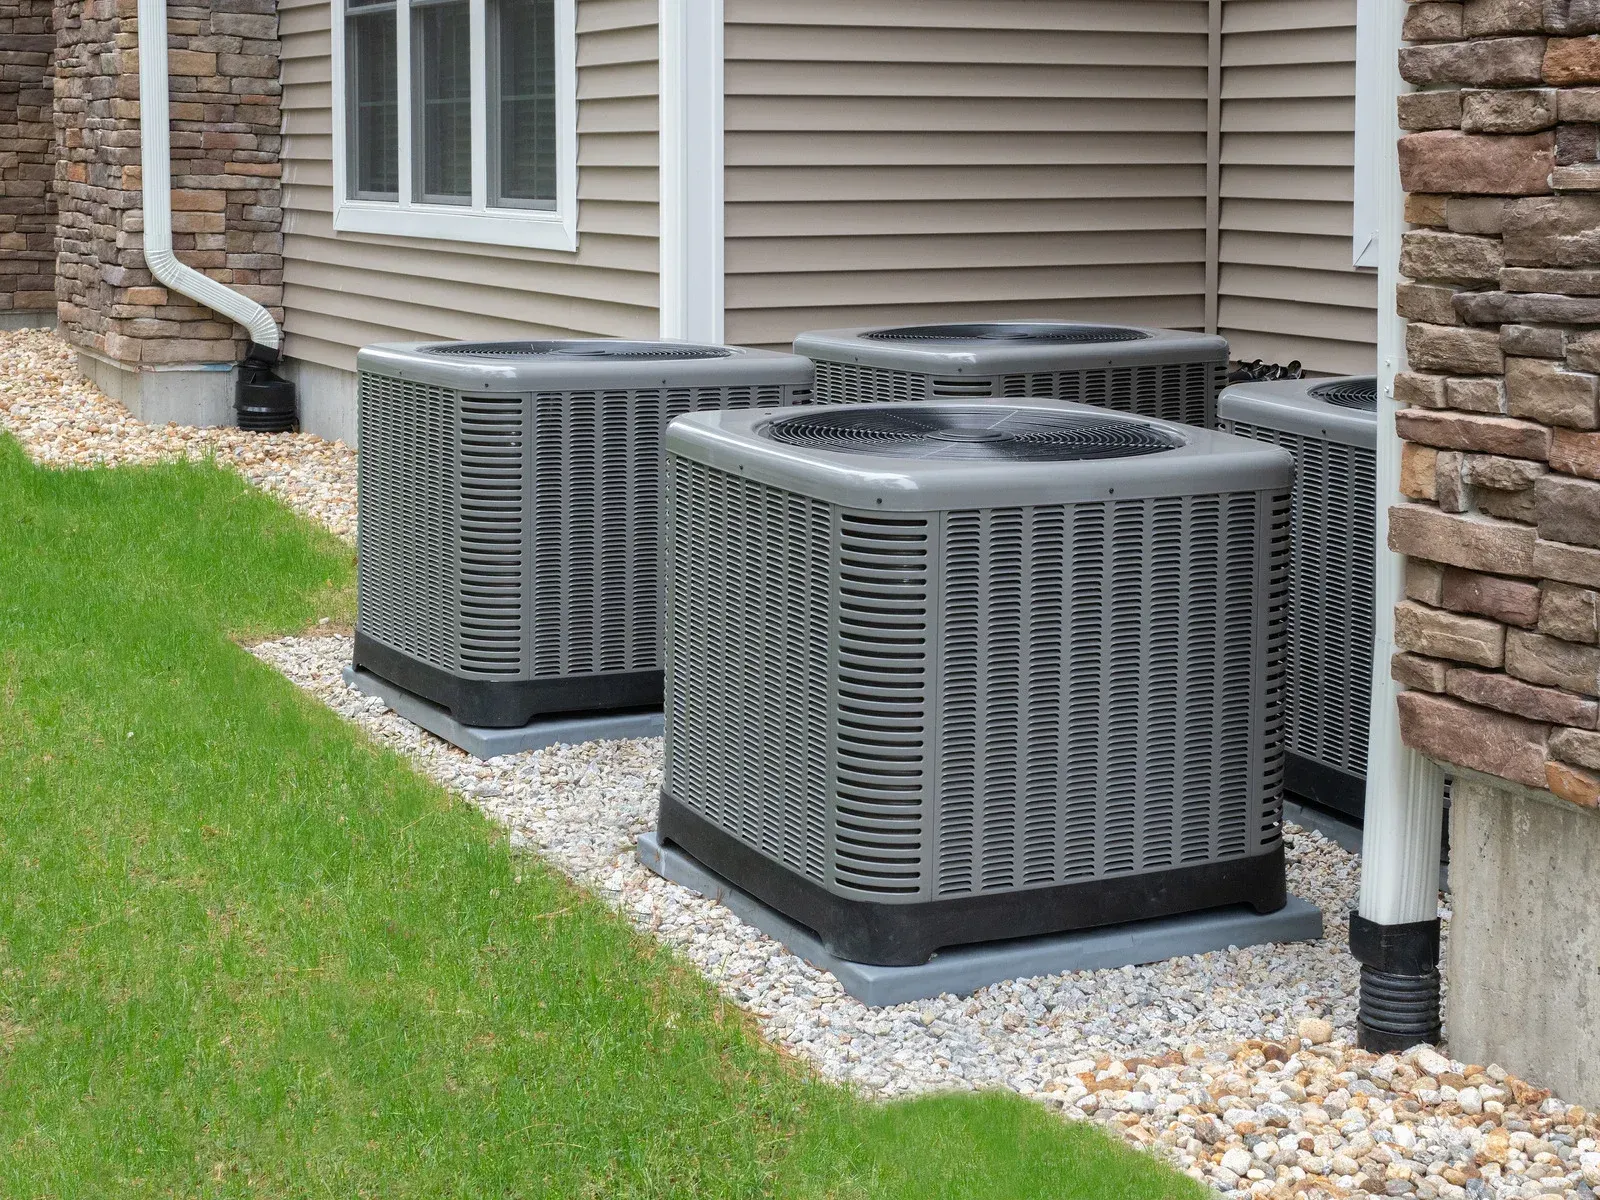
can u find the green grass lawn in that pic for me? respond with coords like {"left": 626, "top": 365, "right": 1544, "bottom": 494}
{"left": 0, "top": 433, "right": 1206, "bottom": 1199}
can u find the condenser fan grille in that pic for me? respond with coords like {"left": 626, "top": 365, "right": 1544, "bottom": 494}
{"left": 765, "top": 405, "right": 1183, "bottom": 461}
{"left": 1309, "top": 377, "right": 1378, "bottom": 410}
{"left": 860, "top": 322, "right": 1151, "bottom": 344}
{"left": 422, "top": 340, "right": 735, "bottom": 360}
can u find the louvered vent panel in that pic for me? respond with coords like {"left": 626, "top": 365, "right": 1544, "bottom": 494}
{"left": 456, "top": 397, "right": 526, "bottom": 675}
{"left": 933, "top": 493, "right": 1281, "bottom": 896}
{"left": 1261, "top": 490, "right": 1292, "bottom": 845}
{"left": 357, "top": 373, "right": 458, "bottom": 671}
{"left": 999, "top": 361, "right": 1223, "bottom": 427}
{"left": 1228, "top": 421, "right": 1374, "bottom": 779}
{"left": 665, "top": 458, "right": 833, "bottom": 882}
{"left": 832, "top": 513, "right": 931, "bottom": 897}
{"left": 529, "top": 387, "right": 789, "bottom": 679}
{"left": 812, "top": 361, "right": 938, "bottom": 404}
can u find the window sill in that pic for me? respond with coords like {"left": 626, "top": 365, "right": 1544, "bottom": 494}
{"left": 334, "top": 201, "right": 578, "bottom": 251}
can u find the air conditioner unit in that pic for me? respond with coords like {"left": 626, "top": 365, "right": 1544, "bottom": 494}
{"left": 658, "top": 401, "right": 1295, "bottom": 966}
{"left": 1219, "top": 375, "right": 1376, "bottom": 819}
{"left": 792, "top": 321, "right": 1230, "bottom": 428}
{"left": 353, "top": 339, "right": 813, "bottom": 727}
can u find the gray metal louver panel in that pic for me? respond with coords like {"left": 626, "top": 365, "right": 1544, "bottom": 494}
{"left": 665, "top": 457, "right": 833, "bottom": 882}
{"left": 931, "top": 494, "right": 1285, "bottom": 897}
{"left": 357, "top": 374, "right": 458, "bottom": 671}
{"left": 457, "top": 396, "right": 526, "bottom": 675}
{"left": 832, "top": 512, "right": 931, "bottom": 897}
{"left": 998, "top": 361, "right": 1224, "bottom": 428}
{"left": 810, "top": 361, "right": 1223, "bottom": 427}
{"left": 813, "top": 361, "right": 936, "bottom": 404}
{"left": 1227, "top": 420, "right": 1372, "bottom": 780}
{"left": 529, "top": 385, "right": 790, "bottom": 679}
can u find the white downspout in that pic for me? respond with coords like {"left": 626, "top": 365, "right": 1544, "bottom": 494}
{"left": 137, "top": 0, "right": 281, "bottom": 349}
{"left": 1352, "top": 0, "right": 1449, "bottom": 1049}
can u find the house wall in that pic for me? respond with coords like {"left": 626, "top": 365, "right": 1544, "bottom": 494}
{"left": 1447, "top": 776, "right": 1600, "bottom": 1108}
{"left": 718, "top": 0, "right": 1212, "bottom": 350}
{"left": 274, "top": 0, "right": 1375, "bottom": 378}
{"left": 276, "top": 0, "right": 659, "bottom": 374}
{"left": 1219, "top": 0, "right": 1377, "bottom": 375}
{"left": 1380, "top": 0, "right": 1600, "bottom": 1088}
{"left": 50, "top": 0, "right": 285, "bottom": 418}
{"left": 0, "top": 0, "right": 55, "bottom": 328}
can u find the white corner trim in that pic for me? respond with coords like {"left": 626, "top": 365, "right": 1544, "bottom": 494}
{"left": 1352, "top": 0, "right": 1383, "bottom": 271}
{"left": 658, "top": 0, "right": 724, "bottom": 342}
{"left": 330, "top": 0, "right": 578, "bottom": 252}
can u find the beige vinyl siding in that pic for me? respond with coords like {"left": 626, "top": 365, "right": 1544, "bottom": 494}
{"left": 279, "top": 0, "right": 658, "bottom": 372}
{"left": 721, "top": 0, "right": 1212, "bottom": 349}
{"left": 1219, "top": 0, "right": 1376, "bottom": 375}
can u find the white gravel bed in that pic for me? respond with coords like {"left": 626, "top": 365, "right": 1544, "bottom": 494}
{"left": 253, "top": 632, "right": 1600, "bottom": 1200}
{"left": 0, "top": 328, "right": 357, "bottom": 541}
{"left": 3, "top": 332, "right": 1592, "bottom": 1199}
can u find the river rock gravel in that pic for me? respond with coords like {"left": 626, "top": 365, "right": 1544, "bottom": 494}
{"left": 0, "top": 328, "right": 357, "bottom": 540}
{"left": 4, "top": 330, "right": 1590, "bottom": 1199}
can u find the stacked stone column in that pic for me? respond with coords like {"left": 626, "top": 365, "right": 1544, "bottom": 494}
{"left": 0, "top": 0, "right": 56, "bottom": 323}
{"left": 1386, "top": 0, "right": 1600, "bottom": 808}
{"left": 51, "top": 0, "right": 283, "bottom": 366}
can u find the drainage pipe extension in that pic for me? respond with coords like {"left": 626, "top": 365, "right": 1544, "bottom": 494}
{"left": 137, "top": 0, "right": 281, "bottom": 351}
{"left": 1353, "top": 0, "right": 1449, "bottom": 1052}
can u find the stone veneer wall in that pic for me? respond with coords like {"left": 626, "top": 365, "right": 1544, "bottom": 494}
{"left": 51, "top": 0, "right": 282, "bottom": 365}
{"left": 1386, "top": 0, "right": 1600, "bottom": 807}
{"left": 0, "top": 0, "right": 56, "bottom": 321}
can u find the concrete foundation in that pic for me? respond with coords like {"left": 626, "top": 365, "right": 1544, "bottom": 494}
{"left": 0, "top": 310, "right": 55, "bottom": 331}
{"left": 1446, "top": 772, "right": 1600, "bottom": 1107}
{"left": 77, "top": 349, "right": 235, "bottom": 427}
{"left": 281, "top": 356, "right": 358, "bottom": 447}
{"left": 638, "top": 831, "right": 1325, "bottom": 1006}
{"left": 343, "top": 665, "right": 663, "bottom": 758}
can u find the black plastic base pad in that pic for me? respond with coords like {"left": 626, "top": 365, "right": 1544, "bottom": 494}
{"left": 354, "top": 631, "right": 663, "bottom": 727}
{"left": 1286, "top": 752, "right": 1366, "bottom": 820}
{"left": 657, "top": 793, "right": 1289, "bottom": 967}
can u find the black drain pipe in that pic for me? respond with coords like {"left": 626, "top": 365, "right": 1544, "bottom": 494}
{"left": 235, "top": 342, "right": 299, "bottom": 433}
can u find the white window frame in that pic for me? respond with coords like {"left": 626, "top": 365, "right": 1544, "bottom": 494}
{"left": 1352, "top": 0, "right": 1384, "bottom": 270}
{"left": 331, "top": 0, "right": 578, "bottom": 251}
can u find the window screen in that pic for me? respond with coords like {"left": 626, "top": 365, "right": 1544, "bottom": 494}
{"left": 412, "top": 0, "right": 473, "bottom": 204}
{"left": 491, "top": 0, "right": 557, "bottom": 209}
{"left": 346, "top": 0, "right": 399, "bottom": 199}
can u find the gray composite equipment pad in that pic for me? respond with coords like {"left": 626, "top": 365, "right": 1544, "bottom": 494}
{"left": 636, "top": 831, "right": 1325, "bottom": 1007}
{"left": 344, "top": 665, "right": 663, "bottom": 759}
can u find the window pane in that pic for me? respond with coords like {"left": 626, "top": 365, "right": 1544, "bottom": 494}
{"left": 347, "top": 7, "right": 398, "bottom": 199}
{"left": 492, "top": 0, "right": 556, "bottom": 209}
{"left": 412, "top": 0, "right": 473, "bottom": 204}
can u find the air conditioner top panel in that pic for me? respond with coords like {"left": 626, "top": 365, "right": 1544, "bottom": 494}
{"left": 356, "top": 340, "right": 815, "bottom": 393}
{"left": 793, "top": 321, "right": 1230, "bottom": 375}
{"left": 667, "top": 400, "right": 1293, "bottom": 512}
{"left": 1218, "top": 375, "right": 1377, "bottom": 451}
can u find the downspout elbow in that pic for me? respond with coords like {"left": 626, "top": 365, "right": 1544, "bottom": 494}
{"left": 136, "top": 0, "right": 286, "bottom": 357}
